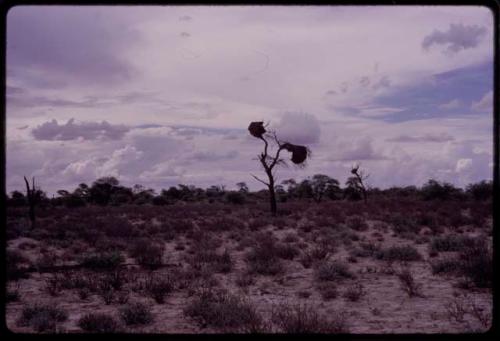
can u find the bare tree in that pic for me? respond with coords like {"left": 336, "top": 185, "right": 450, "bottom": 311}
{"left": 347, "top": 164, "right": 369, "bottom": 203}
{"left": 248, "top": 121, "right": 309, "bottom": 215}
{"left": 24, "top": 176, "right": 41, "bottom": 229}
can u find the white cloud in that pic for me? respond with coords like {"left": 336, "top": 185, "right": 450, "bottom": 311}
{"left": 422, "top": 23, "right": 487, "bottom": 54}
{"left": 274, "top": 112, "right": 320, "bottom": 145}
{"left": 471, "top": 90, "right": 493, "bottom": 112}
{"left": 455, "top": 158, "right": 473, "bottom": 173}
{"left": 439, "top": 98, "right": 462, "bottom": 110}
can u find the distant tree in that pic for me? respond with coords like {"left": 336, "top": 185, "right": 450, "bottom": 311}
{"left": 275, "top": 184, "right": 288, "bottom": 202}
{"left": 109, "top": 186, "right": 134, "bottom": 205}
{"left": 9, "top": 190, "right": 26, "bottom": 207}
{"left": 281, "top": 179, "right": 298, "bottom": 198}
{"left": 236, "top": 182, "right": 249, "bottom": 193}
{"left": 24, "top": 176, "right": 42, "bottom": 229}
{"left": 345, "top": 164, "right": 369, "bottom": 202}
{"left": 248, "top": 121, "right": 310, "bottom": 215}
{"left": 133, "top": 186, "right": 156, "bottom": 205}
{"left": 73, "top": 183, "right": 90, "bottom": 200}
{"left": 421, "top": 179, "right": 460, "bottom": 201}
{"left": 89, "top": 177, "right": 120, "bottom": 205}
{"left": 466, "top": 180, "right": 492, "bottom": 201}
{"left": 296, "top": 179, "right": 313, "bottom": 199}
{"left": 310, "top": 174, "right": 341, "bottom": 202}
{"left": 226, "top": 191, "right": 246, "bottom": 205}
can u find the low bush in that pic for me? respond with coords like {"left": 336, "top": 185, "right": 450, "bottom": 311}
{"left": 80, "top": 251, "right": 124, "bottom": 271}
{"left": 17, "top": 303, "right": 68, "bottom": 333}
{"left": 346, "top": 215, "right": 368, "bottom": 231}
{"left": 129, "top": 239, "right": 164, "bottom": 269}
{"left": 396, "top": 269, "right": 424, "bottom": 298}
{"left": 316, "top": 283, "right": 338, "bottom": 300}
{"left": 315, "top": 261, "right": 355, "bottom": 282}
{"left": 430, "top": 258, "right": 461, "bottom": 275}
{"left": 184, "top": 289, "right": 264, "bottom": 332}
{"left": 343, "top": 283, "right": 366, "bottom": 302}
{"left": 119, "top": 302, "right": 154, "bottom": 326}
{"left": 78, "top": 313, "right": 120, "bottom": 333}
{"left": 245, "top": 236, "right": 283, "bottom": 275}
{"left": 459, "top": 240, "right": 492, "bottom": 288}
{"left": 375, "top": 245, "right": 422, "bottom": 262}
{"left": 271, "top": 303, "right": 348, "bottom": 333}
{"left": 144, "top": 274, "right": 175, "bottom": 304}
{"left": 430, "top": 235, "right": 477, "bottom": 253}
{"left": 7, "top": 250, "right": 30, "bottom": 280}
{"left": 275, "top": 243, "right": 300, "bottom": 260}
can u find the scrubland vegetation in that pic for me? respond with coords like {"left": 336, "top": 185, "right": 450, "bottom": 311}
{"left": 5, "top": 177, "right": 493, "bottom": 333}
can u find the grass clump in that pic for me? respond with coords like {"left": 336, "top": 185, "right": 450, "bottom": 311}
{"left": 80, "top": 251, "right": 124, "bottom": 270}
{"left": 375, "top": 245, "right": 422, "bottom": 262}
{"left": 78, "top": 313, "right": 120, "bottom": 333}
{"left": 119, "top": 302, "right": 154, "bottom": 326}
{"left": 17, "top": 303, "right": 68, "bottom": 332}
{"left": 271, "top": 303, "right": 348, "bottom": 333}
{"left": 315, "top": 261, "right": 355, "bottom": 282}
{"left": 184, "top": 289, "right": 264, "bottom": 332}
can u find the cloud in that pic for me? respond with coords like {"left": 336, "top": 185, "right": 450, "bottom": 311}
{"left": 386, "top": 133, "right": 455, "bottom": 143}
{"left": 422, "top": 23, "right": 487, "bottom": 54}
{"left": 329, "top": 137, "right": 387, "bottom": 162}
{"left": 274, "top": 112, "right": 321, "bottom": 145}
{"left": 32, "top": 118, "right": 130, "bottom": 141}
{"left": 187, "top": 150, "right": 239, "bottom": 162}
{"left": 455, "top": 158, "right": 473, "bottom": 173}
{"left": 7, "top": 6, "right": 144, "bottom": 86}
{"left": 471, "top": 90, "right": 493, "bottom": 112}
{"left": 371, "top": 76, "right": 391, "bottom": 90}
{"left": 439, "top": 99, "right": 462, "bottom": 110}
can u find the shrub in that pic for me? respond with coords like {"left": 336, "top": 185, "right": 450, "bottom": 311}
{"left": 235, "top": 273, "right": 255, "bottom": 287}
{"left": 375, "top": 245, "right": 422, "bottom": 262}
{"left": 6, "top": 289, "right": 20, "bottom": 303}
{"left": 119, "top": 302, "right": 154, "bottom": 326}
{"left": 346, "top": 215, "right": 368, "bottom": 231}
{"left": 81, "top": 251, "right": 124, "bottom": 271}
{"left": 144, "top": 274, "right": 175, "bottom": 304}
{"left": 430, "top": 235, "right": 477, "bottom": 253}
{"left": 17, "top": 303, "right": 68, "bottom": 332}
{"left": 459, "top": 240, "right": 492, "bottom": 288}
{"left": 226, "top": 191, "right": 246, "bottom": 205}
{"left": 78, "top": 313, "right": 120, "bottom": 333}
{"left": 275, "top": 243, "right": 300, "bottom": 260}
{"left": 396, "top": 269, "right": 424, "bottom": 297}
{"left": 430, "top": 258, "right": 462, "bottom": 275}
{"left": 343, "top": 283, "right": 366, "bottom": 302}
{"left": 184, "top": 289, "right": 264, "bottom": 332}
{"left": 245, "top": 236, "right": 283, "bottom": 275}
{"left": 316, "top": 283, "right": 338, "bottom": 300}
{"left": 190, "top": 249, "right": 233, "bottom": 274}
{"left": 271, "top": 303, "right": 348, "bottom": 333}
{"left": 130, "top": 239, "right": 163, "bottom": 269}
{"left": 7, "top": 250, "right": 30, "bottom": 280}
{"left": 315, "top": 261, "right": 355, "bottom": 282}
{"left": 390, "top": 214, "right": 420, "bottom": 235}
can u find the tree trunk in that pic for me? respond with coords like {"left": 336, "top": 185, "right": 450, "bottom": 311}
{"left": 28, "top": 205, "right": 36, "bottom": 229}
{"left": 269, "top": 183, "right": 277, "bottom": 216}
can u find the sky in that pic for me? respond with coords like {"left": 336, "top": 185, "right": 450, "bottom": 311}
{"left": 6, "top": 5, "right": 495, "bottom": 196}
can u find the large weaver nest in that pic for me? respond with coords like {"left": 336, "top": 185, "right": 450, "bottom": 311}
{"left": 248, "top": 121, "right": 266, "bottom": 138}
{"left": 282, "top": 143, "right": 308, "bottom": 164}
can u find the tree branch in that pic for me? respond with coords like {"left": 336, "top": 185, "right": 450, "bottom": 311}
{"left": 251, "top": 174, "right": 270, "bottom": 187}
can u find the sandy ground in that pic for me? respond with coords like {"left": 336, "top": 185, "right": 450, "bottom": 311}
{"left": 5, "top": 208, "right": 492, "bottom": 334}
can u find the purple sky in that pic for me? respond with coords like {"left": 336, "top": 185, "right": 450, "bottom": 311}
{"left": 6, "top": 6, "right": 494, "bottom": 195}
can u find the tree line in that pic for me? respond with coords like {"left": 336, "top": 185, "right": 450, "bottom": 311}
{"left": 6, "top": 175, "right": 493, "bottom": 209}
